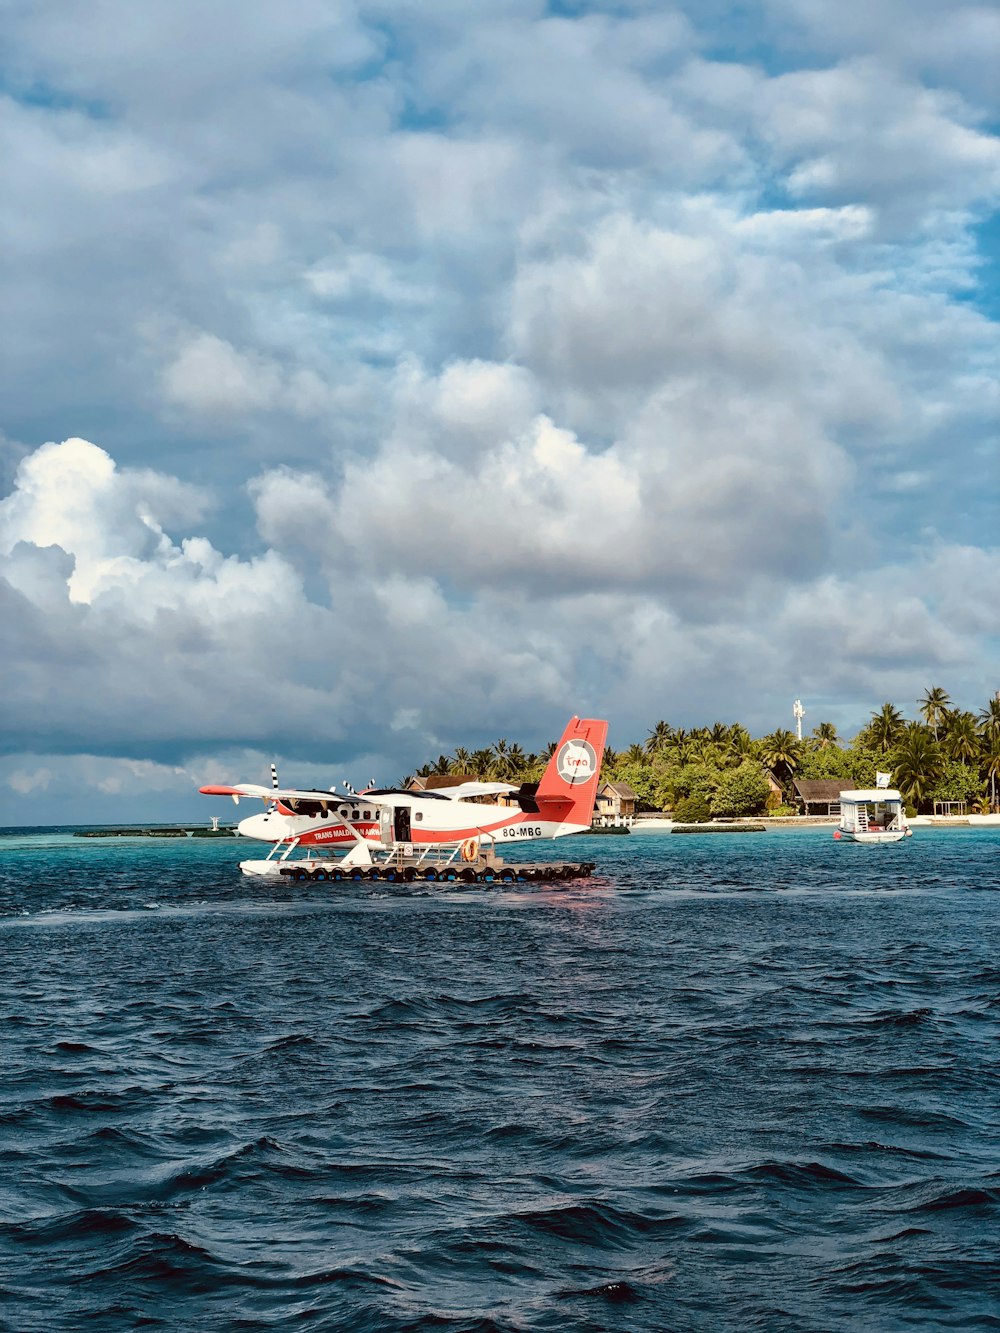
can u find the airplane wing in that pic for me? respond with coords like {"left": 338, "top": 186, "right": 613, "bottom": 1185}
{"left": 436, "top": 782, "right": 518, "bottom": 800}
{"left": 199, "top": 784, "right": 393, "bottom": 806}
{"left": 199, "top": 784, "right": 275, "bottom": 800}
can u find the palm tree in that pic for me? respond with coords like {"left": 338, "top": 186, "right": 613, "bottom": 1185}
{"left": 919, "top": 687, "right": 951, "bottom": 740}
{"left": 646, "top": 720, "right": 672, "bottom": 755}
{"left": 452, "top": 747, "right": 472, "bottom": 774}
{"left": 602, "top": 746, "right": 619, "bottom": 770}
{"left": 727, "top": 725, "right": 756, "bottom": 762}
{"left": 430, "top": 754, "right": 452, "bottom": 775}
{"left": 894, "top": 725, "right": 943, "bottom": 809}
{"left": 978, "top": 696, "right": 1000, "bottom": 749}
{"left": 626, "top": 743, "right": 646, "bottom": 764}
{"left": 673, "top": 740, "right": 697, "bottom": 767}
{"left": 490, "top": 745, "right": 513, "bottom": 781}
{"left": 471, "top": 749, "right": 494, "bottom": 778}
{"left": 983, "top": 745, "right": 1000, "bottom": 812}
{"left": 810, "top": 721, "right": 839, "bottom": 749}
{"left": 506, "top": 743, "right": 527, "bottom": 779}
{"left": 943, "top": 711, "right": 978, "bottom": 765}
{"left": 759, "top": 729, "right": 802, "bottom": 780}
{"left": 868, "top": 702, "right": 906, "bottom": 753}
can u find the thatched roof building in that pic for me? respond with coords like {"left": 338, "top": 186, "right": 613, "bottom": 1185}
{"left": 792, "top": 778, "right": 852, "bottom": 814}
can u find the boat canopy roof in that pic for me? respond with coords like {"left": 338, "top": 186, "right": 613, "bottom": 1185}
{"left": 839, "top": 788, "right": 903, "bottom": 803}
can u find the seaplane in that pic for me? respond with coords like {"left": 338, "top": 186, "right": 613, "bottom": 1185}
{"left": 200, "top": 715, "right": 608, "bottom": 881}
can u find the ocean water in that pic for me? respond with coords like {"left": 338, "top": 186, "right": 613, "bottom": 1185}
{"left": 1, "top": 826, "right": 998, "bottom": 1332}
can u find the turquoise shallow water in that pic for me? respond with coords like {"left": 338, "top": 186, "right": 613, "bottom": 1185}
{"left": 1, "top": 826, "right": 998, "bottom": 1331}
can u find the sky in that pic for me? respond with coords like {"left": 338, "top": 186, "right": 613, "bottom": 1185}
{"left": 1, "top": 0, "right": 998, "bottom": 823}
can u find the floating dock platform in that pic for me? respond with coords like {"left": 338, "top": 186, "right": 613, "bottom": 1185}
{"left": 273, "top": 860, "right": 596, "bottom": 885}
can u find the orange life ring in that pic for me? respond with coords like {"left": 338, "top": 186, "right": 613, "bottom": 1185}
{"left": 460, "top": 838, "right": 479, "bottom": 863}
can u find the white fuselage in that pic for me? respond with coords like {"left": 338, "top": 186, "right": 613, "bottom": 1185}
{"left": 237, "top": 794, "right": 576, "bottom": 850}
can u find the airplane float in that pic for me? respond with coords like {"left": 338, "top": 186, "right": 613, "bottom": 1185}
{"left": 200, "top": 715, "right": 608, "bottom": 881}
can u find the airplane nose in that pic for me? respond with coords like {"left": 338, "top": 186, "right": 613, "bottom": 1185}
{"left": 238, "top": 813, "right": 273, "bottom": 839}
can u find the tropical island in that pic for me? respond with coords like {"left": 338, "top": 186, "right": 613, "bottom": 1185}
{"left": 406, "top": 688, "right": 1000, "bottom": 820}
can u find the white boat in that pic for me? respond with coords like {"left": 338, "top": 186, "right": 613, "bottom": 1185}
{"left": 835, "top": 789, "right": 911, "bottom": 843}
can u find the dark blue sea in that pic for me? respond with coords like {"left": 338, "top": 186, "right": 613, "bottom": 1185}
{"left": 2, "top": 826, "right": 999, "bottom": 1332}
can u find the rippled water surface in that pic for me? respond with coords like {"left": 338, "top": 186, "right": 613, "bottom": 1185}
{"left": 2, "top": 826, "right": 999, "bottom": 1331}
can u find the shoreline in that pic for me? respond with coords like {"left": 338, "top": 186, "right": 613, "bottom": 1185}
{"left": 628, "top": 814, "right": 992, "bottom": 831}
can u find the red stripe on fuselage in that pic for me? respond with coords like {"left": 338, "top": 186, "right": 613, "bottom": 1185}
{"left": 269, "top": 810, "right": 565, "bottom": 848}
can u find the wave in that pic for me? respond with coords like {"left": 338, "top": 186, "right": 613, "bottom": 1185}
{"left": 1, "top": 1208, "right": 141, "bottom": 1246}
{"left": 857, "top": 1104, "right": 969, "bottom": 1131}
{"left": 555, "top": 1276, "right": 639, "bottom": 1302}
{"left": 906, "top": 1186, "right": 1000, "bottom": 1213}
{"left": 512, "top": 1200, "right": 686, "bottom": 1248}
{"left": 72, "top": 1230, "right": 235, "bottom": 1291}
{"left": 680, "top": 1160, "right": 861, "bottom": 1193}
{"left": 863, "top": 1006, "right": 936, "bottom": 1027}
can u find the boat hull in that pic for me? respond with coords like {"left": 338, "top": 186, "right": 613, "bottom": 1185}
{"left": 836, "top": 829, "right": 910, "bottom": 843}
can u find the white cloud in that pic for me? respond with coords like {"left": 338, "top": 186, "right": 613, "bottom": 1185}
{"left": 0, "top": 437, "right": 209, "bottom": 602}
{"left": 158, "top": 331, "right": 341, "bottom": 422}
{"left": 1, "top": 433, "right": 997, "bottom": 796}
{"left": 7, "top": 767, "right": 53, "bottom": 795}
{"left": 161, "top": 333, "right": 283, "bottom": 416}
{"left": 763, "top": 0, "right": 1000, "bottom": 111}
{"left": 1, "top": 2, "right": 999, "bottom": 820}
{"left": 756, "top": 59, "right": 1000, "bottom": 226}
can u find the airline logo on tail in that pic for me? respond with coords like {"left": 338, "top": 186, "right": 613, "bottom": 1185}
{"left": 557, "top": 739, "right": 598, "bottom": 784}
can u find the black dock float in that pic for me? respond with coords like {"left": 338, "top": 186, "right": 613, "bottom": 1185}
{"left": 277, "top": 861, "right": 596, "bottom": 884}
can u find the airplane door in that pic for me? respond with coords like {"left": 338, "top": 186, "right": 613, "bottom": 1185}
{"left": 394, "top": 807, "right": 411, "bottom": 841}
{"left": 379, "top": 807, "right": 392, "bottom": 846}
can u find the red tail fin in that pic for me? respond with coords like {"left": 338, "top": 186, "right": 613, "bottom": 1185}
{"left": 535, "top": 716, "right": 609, "bottom": 831}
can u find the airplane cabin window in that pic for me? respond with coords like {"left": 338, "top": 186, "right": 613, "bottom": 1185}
{"left": 414, "top": 812, "right": 423, "bottom": 822}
